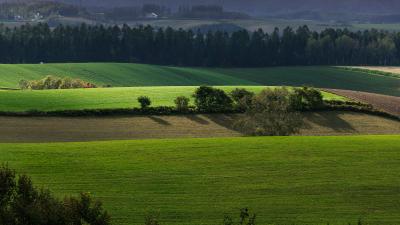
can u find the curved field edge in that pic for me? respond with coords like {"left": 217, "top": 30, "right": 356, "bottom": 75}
{"left": 0, "top": 86, "right": 345, "bottom": 112}
{"left": 0, "top": 63, "right": 398, "bottom": 96}
{"left": 339, "top": 66, "right": 400, "bottom": 79}
{"left": 0, "top": 135, "right": 399, "bottom": 225}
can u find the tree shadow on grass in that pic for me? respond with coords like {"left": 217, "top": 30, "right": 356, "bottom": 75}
{"left": 203, "top": 114, "right": 244, "bottom": 133}
{"left": 183, "top": 114, "right": 210, "bottom": 125}
{"left": 148, "top": 116, "right": 171, "bottom": 126}
{"left": 303, "top": 111, "right": 355, "bottom": 132}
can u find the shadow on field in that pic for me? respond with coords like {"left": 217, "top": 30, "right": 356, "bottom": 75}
{"left": 184, "top": 115, "right": 210, "bottom": 125}
{"left": 204, "top": 114, "right": 243, "bottom": 133}
{"left": 303, "top": 112, "right": 355, "bottom": 132}
{"left": 148, "top": 116, "right": 171, "bottom": 126}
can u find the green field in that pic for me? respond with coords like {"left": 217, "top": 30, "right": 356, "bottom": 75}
{"left": 0, "top": 63, "right": 398, "bottom": 96}
{"left": 0, "top": 136, "right": 399, "bottom": 225}
{"left": 0, "top": 86, "right": 344, "bottom": 112}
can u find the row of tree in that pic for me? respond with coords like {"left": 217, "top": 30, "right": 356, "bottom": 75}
{"left": 0, "top": 23, "right": 399, "bottom": 66}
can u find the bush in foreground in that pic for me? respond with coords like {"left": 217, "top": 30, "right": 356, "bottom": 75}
{"left": 0, "top": 165, "right": 111, "bottom": 225}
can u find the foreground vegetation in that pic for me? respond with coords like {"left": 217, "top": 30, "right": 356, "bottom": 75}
{"left": 0, "top": 86, "right": 344, "bottom": 112}
{"left": 0, "top": 64, "right": 398, "bottom": 96}
{"left": 0, "top": 136, "right": 399, "bottom": 225}
{"left": 0, "top": 166, "right": 110, "bottom": 225}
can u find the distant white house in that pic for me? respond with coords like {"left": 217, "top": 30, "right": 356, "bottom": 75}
{"left": 14, "top": 15, "right": 23, "bottom": 21}
{"left": 145, "top": 12, "right": 158, "bottom": 19}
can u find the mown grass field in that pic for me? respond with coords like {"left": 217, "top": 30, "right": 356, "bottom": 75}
{"left": 0, "top": 86, "right": 344, "bottom": 112}
{"left": 0, "top": 63, "right": 398, "bottom": 96}
{"left": 0, "top": 136, "right": 399, "bottom": 225}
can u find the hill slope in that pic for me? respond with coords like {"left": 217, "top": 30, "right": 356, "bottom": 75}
{"left": 0, "top": 86, "right": 343, "bottom": 112}
{"left": 1, "top": 136, "right": 399, "bottom": 225}
{"left": 0, "top": 112, "right": 398, "bottom": 142}
{"left": 0, "top": 63, "right": 398, "bottom": 96}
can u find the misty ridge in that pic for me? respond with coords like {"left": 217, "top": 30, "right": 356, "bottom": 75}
{"left": 1, "top": 0, "right": 400, "bottom": 25}
{"left": 1, "top": 0, "right": 400, "bottom": 15}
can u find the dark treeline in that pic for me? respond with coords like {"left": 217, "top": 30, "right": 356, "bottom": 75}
{"left": 1, "top": 23, "right": 400, "bottom": 66}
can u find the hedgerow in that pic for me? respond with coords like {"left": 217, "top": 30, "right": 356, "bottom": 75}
{"left": 0, "top": 87, "right": 397, "bottom": 121}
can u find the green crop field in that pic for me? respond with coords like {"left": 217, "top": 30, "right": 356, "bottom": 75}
{"left": 0, "top": 63, "right": 398, "bottom": 96}
{"left": 0, "top": 86, "right": 344, "bottom": 112}
{"left": 0, "top": 136, "right": 399, "bottom": 225}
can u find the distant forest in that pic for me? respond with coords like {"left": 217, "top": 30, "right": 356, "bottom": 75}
{"left": 0, "top": 23, "right": 399, "bottom": 66}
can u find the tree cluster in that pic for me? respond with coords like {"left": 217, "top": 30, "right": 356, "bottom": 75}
{"left": 19, "top": 76, "right": 97, "bottom": 90}
{"left": 0, "top": 23, "right": 399, "bottom": 66}
{"left": 0, "top": 165, "right": 110, "bottom": 225}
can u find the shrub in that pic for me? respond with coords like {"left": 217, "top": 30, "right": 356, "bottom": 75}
{"left": 193, "top": 86, "right": 233, "bottom": 112}
{"left": 235, "top": 88, "right": 303, "bottom": 136}
{"left": 230, "top": 88, "right": 255, "bottom": 110}
{"left": 174, "top": 96, "right": 190, "bottom": 112}
{"left": 18, "top": 80, "right": 30, "bottom": 89}
{"left": 0, "top": 165, "right": 111, "bottom": 225}
{"left": 223, "top": 208, "right": 256, "bottom": 225}
{"left": 291, "top": 87, "right": 324, "bottom": 110}
{"left": 145, "top": 213, "right": 161, "bottom": 225}
{"left": 138, "top": 96, "right": 152, "bottom": 109}
{"left": 19, "top": 76, "right": 97, "bottom": 90}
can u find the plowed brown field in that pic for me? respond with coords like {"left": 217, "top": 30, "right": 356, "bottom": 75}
{"left": 325, "top": 89, "right": 400, "bottom": 116}
{"left": 0, "top": 111, "right": 399, "bottom": 143}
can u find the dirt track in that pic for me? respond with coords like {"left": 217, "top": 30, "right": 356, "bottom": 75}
{"left": 325, "top": 89, "right": 400, "bottom": 116}
{"left": 0, "top": 112, "right": 399, "bottom": 143}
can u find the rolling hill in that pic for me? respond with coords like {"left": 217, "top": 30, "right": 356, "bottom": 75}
{"left": 0, "top": 63, "right": 398, "bottom": 96}
{"left": 0, "top": 86, "right": 344, "bottom": 112}
{"left": 1, "top": 135, "right": 399, "bottom": 225}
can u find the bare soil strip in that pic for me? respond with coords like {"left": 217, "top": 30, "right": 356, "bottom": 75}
{"left": 325, "top": 89, "right": 400, "bottom": 116}
{"left": 0, "top": 112, "right": 399, "bottom": 143}
{"left": 348, "top": 66, "right": 400, "bottom": 77}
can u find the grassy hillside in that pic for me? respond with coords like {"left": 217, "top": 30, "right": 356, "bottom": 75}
{"left": 0, "top": 63, "right": 398, "bottom": 96}
{"left": 0, "top": 136, "right": 399, "bottom": 225}
{"left": 0, "top": 86, "right": 344, "bottom": 112}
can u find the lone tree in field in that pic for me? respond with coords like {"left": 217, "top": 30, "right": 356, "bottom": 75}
{"left": 138, "top": 96, "right": 152, "bottom": 109}
{"left": 235, "top": 88, "right": 303, "bottom": 136}
{"left": 0, "top": 165, "right": 111, "bottom": 225}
